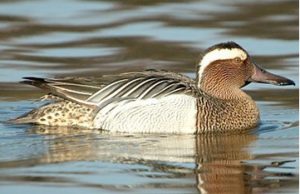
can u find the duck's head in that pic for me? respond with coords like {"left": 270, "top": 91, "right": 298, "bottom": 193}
{"left": 197, "top": 41, "right": 295, "bottom": 99}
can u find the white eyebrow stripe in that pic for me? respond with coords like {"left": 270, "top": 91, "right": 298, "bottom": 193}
{"left": 198, "top": 48, "right": 247, "bottom": 79}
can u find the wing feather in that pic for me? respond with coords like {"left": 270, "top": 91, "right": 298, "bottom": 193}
{"left": 22, "top": 71, "right": 196, "bottom": 108}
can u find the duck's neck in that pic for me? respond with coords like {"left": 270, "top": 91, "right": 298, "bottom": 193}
{"left": 198, "top": 79, "right": 249, "bottom": 101}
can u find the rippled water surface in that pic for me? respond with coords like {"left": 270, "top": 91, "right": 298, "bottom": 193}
{"left": 0, "top": 0, "right": 298, "bottom": 193}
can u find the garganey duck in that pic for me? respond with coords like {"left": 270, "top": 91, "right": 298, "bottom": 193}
{"left": 12, "top": 42, "right": 295, "bottom": 133}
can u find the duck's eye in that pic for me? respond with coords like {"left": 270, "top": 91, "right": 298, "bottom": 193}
{"left": 234, "top": 57, "right": 242, "bottom": 63}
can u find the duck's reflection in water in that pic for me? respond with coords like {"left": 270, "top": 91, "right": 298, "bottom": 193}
{"left": 23, "top": 126, "right": 293, "bottom": 193}
{"left": 195, "top": 134, "right": 255, "bottom": 194}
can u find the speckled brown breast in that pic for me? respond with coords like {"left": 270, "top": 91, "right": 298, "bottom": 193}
{"left": 196, "top": 94, "right": 259, "bottom": 133}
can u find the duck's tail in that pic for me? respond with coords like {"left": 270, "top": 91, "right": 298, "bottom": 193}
{"left": 8, "top": 109, "right": 37, "bottom": 124}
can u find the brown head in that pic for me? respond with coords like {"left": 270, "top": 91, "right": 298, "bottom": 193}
{"left": 196, "top": 42, "right": 295, "bottom": 100}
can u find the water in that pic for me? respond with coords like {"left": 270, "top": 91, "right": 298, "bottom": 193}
{"left": 0, "top": 0, "right": 298, "bottom": 193}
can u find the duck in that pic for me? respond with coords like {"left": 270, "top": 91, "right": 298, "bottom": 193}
{"left": 12, "top": 41, "right": 295, "bottom": 133}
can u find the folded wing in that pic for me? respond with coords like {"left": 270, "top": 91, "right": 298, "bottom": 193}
{"left": 22, "top": 71, "right": 197, "bottom": 108}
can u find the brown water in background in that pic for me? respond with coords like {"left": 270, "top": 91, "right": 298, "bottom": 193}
{"left": 0, "top": 0, "right": 298, "bottom": 193}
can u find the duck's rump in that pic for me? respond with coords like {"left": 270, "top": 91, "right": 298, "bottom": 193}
{"left": 11, "top": 99, "right": 95, "bottom": 129}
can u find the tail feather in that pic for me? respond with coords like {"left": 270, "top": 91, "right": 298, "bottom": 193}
{"left": 21, "top": 77, "right": 51, "bottom": 91}
{"left": 21, "top": 77, "right": 97, "bottom": 107}
{"left": 8, "top": 109, "right": 37, "bottom": 124}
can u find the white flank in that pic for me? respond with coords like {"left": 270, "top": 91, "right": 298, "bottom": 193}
{"left": 93, "top": 94, "right": 198, "bottom": 134}
{"left": 198, "top": 48, "right": 247, "bottom": 80}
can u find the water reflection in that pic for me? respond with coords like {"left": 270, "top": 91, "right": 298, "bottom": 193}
{"left": 0, "top": 126, "right": 293, "bottom": 193}
{"left": 195, "top": 134, "right": 254, "bottom": 194}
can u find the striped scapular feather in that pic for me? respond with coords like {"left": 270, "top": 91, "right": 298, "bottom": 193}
{"left": 22, "top": 70, "right": 197, "bottom": 108}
